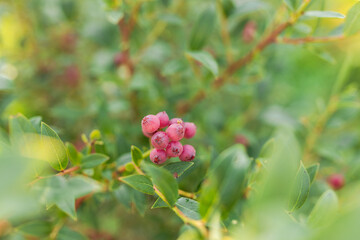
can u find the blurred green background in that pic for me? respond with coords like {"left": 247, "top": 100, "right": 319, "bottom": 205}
{"left": 0, "top": 0, "right": 360, "bottom": 239}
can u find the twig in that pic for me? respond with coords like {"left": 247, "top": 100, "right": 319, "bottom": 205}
{"left": 278, "top": 35, "right": 345, "bottom": 44}
{"left": 178, "top": 189, "right": 197, "bottom": 200}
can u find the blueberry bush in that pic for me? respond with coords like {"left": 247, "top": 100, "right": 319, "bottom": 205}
{"left": 1, "top": 0, "right": 360, "bottom": 239}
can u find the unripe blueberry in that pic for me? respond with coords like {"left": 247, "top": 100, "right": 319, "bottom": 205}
{"left": 169, "top": 118, "right": 185, "bottom": 127}
{"left": 151, "top": 131, "right": 170, "bottom": 149}
{"left": 166, "top": 141, "right": 183, "bottom": 157}
{"left": 179, "top": 145, "right": 196, "bottom": 162}
{"left": 156, "top": 111, "right": 169, "bottom": 128}
{"left": 141, "top": 115, "right": 160, "bottom": 134}
{"left": 327, "top": 174, "right": 345, "bottom": 190}
{"left": 166, "top": 123, "right": 185, "bottom": 141}
{"left": 150, "top": 149, "right": 167, "bottom": 164}
{"left": 184, "top": 122, "right": 197, "bottom": 139}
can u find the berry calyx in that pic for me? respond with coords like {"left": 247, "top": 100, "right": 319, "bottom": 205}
{"left": 166, "top": 123, "right": 185, "bottom": 141}
{"left": 327, "top": 174, "right": 345, "bottom": 190}
{"left": 166, "top": 141, "right": 183, "bottom": 157}
{"left": 142, "top": 115, "right": 160, "bottom": 134}
{"left": 156, "top": 111, "right": 169, "bottom": 128}
{"left": 179, "top": 145, "right": 196, "bottom": 162}
{"left": 184, "top": 122, "right": 196, "bottom": 139}
{"left": 150, "top": 149, "right": 167, "bottom": 164}
{"left": 151, "top": 131, "right": 170, "bottom": 149}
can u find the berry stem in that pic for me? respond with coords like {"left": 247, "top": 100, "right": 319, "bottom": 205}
{"left": 178, "top": 189, "right": 197, "bottom": 199}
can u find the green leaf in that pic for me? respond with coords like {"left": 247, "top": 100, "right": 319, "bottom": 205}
{"left": 176, "top": 197, "right": 201, "bottom": 220}
{"left": 151, "top": 197, "right": 168, "bottom": 209}
{"left": 18, "top": 221, "right": 52, "bottom": 238}
{"left": 283, "top": 0, "right": 302, "bottom": 11}
{"left": 29, "top": 116, "right": 42, "bottom": 132}
{"left": 131, "top": 145, "right": 143, "bottom": 166}
{"left": 288, "top": 163, "right": 310, "bottom": 212}
{"left": 66, "top": 142, "right": 81, "bottom": 165}
{"left": 9, "top": 114, "right": 37, "bottom": 147}
{"left": 81, "top": 153, "right": 109, "bottom": 169}
{"left": 131, "top": 189, "right": 147, "bottom": 216}
{"left": 120, "top": 174, "right": 155, "bottom": 195}
{"left": 67, "top": 176, "right": 102, "bottom": 198}
{"left": 344, "top": 2, "right": 360, "bottom": 36}
{"left": 163, "top": 162, "right": 194, "bottom": 178}
{"left": 143, "top": 163, "right": 178, "bottom": 207}
{"left": 308, "top": 190, "right": 338, "bottom": 227}
{"left": 199, "top": 145, "right": 251, "bottom": 220}
{"left": 304, "top": 11, "right": 345, "bottom": 19}
{"left": 113, "top": 185, "right": 132, "bottom": 209}
{"left": 258, "top": 138, "right": 274, "bottom": 158}
{"left": 189, "top": 8, "right": 216, "bottom": 50}
{"left": 41, "top": 122, "right": 68, "bottom": 171}
{"left": 306, "top": 163, "right": 319, "bottom": 184}
{"left": 0, "top": 74, "right": 13, "bottom": 91}
{"left": 186, "top": 51, "right": 219, "bottom": 76}
{"left": 57, "top": 226, "right": 87, "bottom": 240}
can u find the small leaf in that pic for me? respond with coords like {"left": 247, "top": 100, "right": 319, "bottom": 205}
{"left": 41, "top": 122, "right": 68, "bottom": 171}
{"left": 306, "top": 163, "right": 320, "bottom": 184}
{"left": 143, "top": 163, "right": 178, "bottom": 207}
{"left": 288, "top": 163, "right": 310, "bottom": 212}
{"left": 81, "top": 153, "right": 109, "bottom": 169}
{"left": 18, "top": 221, "right": 52, "bottom": 238}
{"left": 131, "top": 145, "right": 143, "bottom": 166}
{"left": 163, "top": 162, "right": 194, "bottom": 178}
{"left": 304, "top": 11, "right": 345, "bottom": 19}
{"left": 119, "top": 175, "right": 155, "bottom": 195}
{"left": 151, "top": 197, "right": 168, "bottom": 209}
{"left": 66, "top": 142, "right": 81, "bottom": 165}
{"left": 186, "top": 51, "right": 219, "bottom": 76}
{"left": 344, "top": 2, "right": 360, "bottom": 36}
{"left": 176, "top": 197, "right": 201, "bottom": 220}
{"left": 308, "top": 190, "right": 338, "bottom": 227}
{"left": 189, "top": 8, "right": 216, "bottom": 50}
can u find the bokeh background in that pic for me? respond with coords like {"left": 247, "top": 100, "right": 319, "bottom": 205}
{"left": 1, "top": 0, "right": 360, "bottom": 239}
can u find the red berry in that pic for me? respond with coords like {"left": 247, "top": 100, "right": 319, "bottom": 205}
{"left": 151, "top": 131, "right": 170, "bottom": 149}
{"left": 150, "top": 149, "right": 167, "bottom": 164}
{"left": 184, "top": 122, "right": 196, "bottom": 139}
{"left": 114, "top": 52, "right": 127, "bottom": 67}
{"left": 156, "top": 111, "right": 169, "bottom": 128}
{"left": 242, "top": 21, "right": 257, "bottom": 43}
{"left": 166, "top": 141, "right": 183, "bottom": 157}
{"left": 169, "top": 118, "right": 185, "bottom": 127}
{"left": 179, "top": 145, "right": 196, "bottom": 162}
{"left": 166, "top": 123, "right": 185, "bottom": 141}
{"left": 327, "top": 174, "right": 345, "bottom": 190}
{"left": 142, "top": 115, "right": 160, "bottom": 134}
{"left": 234, "top": 134, "right": 249, "bottom": 147}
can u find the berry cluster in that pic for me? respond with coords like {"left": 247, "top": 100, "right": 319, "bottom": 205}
{"left": 141, "top": 112, "right": 196, "bottom": 164}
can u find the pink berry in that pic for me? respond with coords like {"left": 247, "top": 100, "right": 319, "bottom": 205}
{"left": 184, "top": 122, "right": 197, "bottom": 139}
{"left": 141, "top": 115, "right": 160, "bottom": 133}
{"left": 142, "top": 128, "right": 154, "bottom": 138}
{"left": 151, "top": 131, "right": 170, "bottom": 149}
{"left": 179, "top": 145, "right": 196, "bottom": 162}
{"left": 166, "top": 141, "right": 183, "bottom": 157}
{"left": 150, "top": 149, "right": 167, "bottom": 164}
{"left": 166, "top": 123, "right": 185, "bottom": 141}
{"left": 327, "top": 174, "right": 345, "bottom": 190}
{"left": 169, "top": 118, "right": 184, "bottom": 127}
{"left": 156, "top": 111, "right": 169, "bottom": 128}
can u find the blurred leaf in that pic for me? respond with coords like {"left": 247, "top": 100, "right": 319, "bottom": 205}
{"left": 284, "top": 0, "right": 301, "bottom": 11}
{"left": 186, "top": 51, "right": 219, "bottom": 76}
{"left": 66, "top": 142, "right": 81, "bottom": 165}
{"left": 308, "top": 190, "right": 338, "bottom": 227}
{"left": 68, "top": 176, "right": 102, "bottom": 198}
{"left": 288, "top": 163, "right": 310, "bottom": 212}
{"left": 81, "top": 153, "right": 109, "bottom": 169}
{"left": 151, "top": 197, "right": 168, "bottom": 209}
{"left": 41, "top": 122, "right": 68, "bottom": 171}
{"left": 131, "top": 189, "right": 147, "bottom": 216}
{"left": 143, "top": 163, "right": 178, "bottom": 207}
{"left": 258, "top": 138, "right": 275, "bottom": 158}
{"left": 344, "top": 2, "right": 360, "bottom": 36}
{"left": 29, "top": 116, "right": 42, "bottom": 133}
{"left": 304, "top": 11, "right": 345, "bottom": 19}
{"left": 131, "top": 145, "right": 143, "bottom": 166}
{"left": 57, "top": 226, "right": 87, "bottom": 240}
{"left": 90, "top": 129, "right": 101, "bottom": 140}
{"left": 163, "top": 162, "right": 194, "bottom": 178}
{"left": 189, "top": 8, "right": 216, "bottom": 50}
{"left": 9, "top": 114, "right": 37, "bottom": 146}
{"left": 200, "top": 145, "right": 251, "bottom": 220}
{"left": 0, "top": 74, "right": 13, "bottom": 91}
{"left": 119, "top": 174, "right": 155, "bottom": 195}
{"left": 18, "top": 221, "right": 52, "bottom": 238}
{"left": 306, "top": 163, "right": 320, "bottom": 184}
{"left": 176, "top": 197, "right": 201, "bottom": 220}
{"left": 113, "top": 185, "right": 132, "bottom": 209}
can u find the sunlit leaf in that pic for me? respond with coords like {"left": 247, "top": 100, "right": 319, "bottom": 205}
{"left": 344, "top": 2, "right": 360, "bottom": 36}
{"left": 308, "top": 190, "right": 338, "bottom": 227}
{"left": 120, "top": 174, "right": 155, "bottom": 195}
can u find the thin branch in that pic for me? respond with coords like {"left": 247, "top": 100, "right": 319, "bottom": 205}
{"left": 57, "top": 166, "right": 80, "bottom": 176}
{"left": 178, "top": 189, "right": 197, "bottom": 200}
{"left": 278, "top": 35, "right": 345, "bottom": 44}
